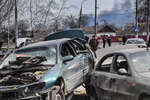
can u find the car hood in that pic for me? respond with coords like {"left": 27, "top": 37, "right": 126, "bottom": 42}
{"left": 0, "top": 56, "right": 53, "bottom": 86}
{"left": 0, "top": 65, "right": 52, "bottom": 86}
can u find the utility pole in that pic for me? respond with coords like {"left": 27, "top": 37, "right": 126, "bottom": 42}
{"left": 79, "top": 5, "right": 82, "bottom": 28}
{"left": 7, "top": 17, "right": 10, "bottom": 50}
{"left": 15, "top": 0, "right": 18, "bottom": 48}
{"left": 30, "top": 0, "right": 33, "bottom": 37}
{"left": 147, "top": 0, "right": 149, "bottom": 48}
{"left": 136, "top": 0, "right": 138, "bottom": 38}
{"left": 95, "top": 0, "right": 97, "bottom": 36}
{"left": 79, "top": 0, "right": 86, "bottom": 28}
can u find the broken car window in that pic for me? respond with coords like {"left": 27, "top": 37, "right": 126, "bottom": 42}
{"left": 0, "top": 46, "right": 56, "bottom": 69}
{"left": 61, "top": 42, "right": 75, "bottom": 57}
{"left": 0, "top": 53, "right": 16, "bottom": 69}
{"left": 71, "top": 40, "right": 86, "bottom": 51}
{"left": 113, "top": 55, "right": 128, "bottom": 74}
{"left": 97, "top": 54, "right": 114, "bottom": 72}
{"left": 16, "top": 47, "right": 56, "bottom": 65}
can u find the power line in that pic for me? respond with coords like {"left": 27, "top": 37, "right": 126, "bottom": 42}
{"left": 95, "top": 0, "right": 97, "bottom": 35}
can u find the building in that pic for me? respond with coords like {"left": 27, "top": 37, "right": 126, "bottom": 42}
{"left": 84, "top": 24, "right": 118, "bottom": 36}
{"left": 97, "top": 24, "right": 118, "bottom": 36}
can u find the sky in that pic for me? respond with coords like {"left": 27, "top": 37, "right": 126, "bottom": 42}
{"left": 66, "top": 0, "right": 135, "bottom": 15}
{"left": 65, "top": 0, "right": 135, "bottom": 27}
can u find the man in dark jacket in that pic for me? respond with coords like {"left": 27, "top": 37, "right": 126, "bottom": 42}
{"left": 89, "top": 35, "right": 98, "bottom": 58}
{"left": 122, "top": 35, "right": 127, "bottom": 45}
{"left": 107, "top": 36, "right": 111, "bottom": 47}
{"left": 102, "top": 35, "right": 106, "bottom": 48}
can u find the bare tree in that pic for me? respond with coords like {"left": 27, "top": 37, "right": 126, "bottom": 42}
{"left": 0, "top": 0, "right": 15, "bottom": 26}
{"left": 78, "top": 14, "right": 89, "bottom": 27}
{"left": 17, "top": 0, "right": 71, "bottom": 32}
{"left": 63, "top": 15, "right": 78, "bottom": 29}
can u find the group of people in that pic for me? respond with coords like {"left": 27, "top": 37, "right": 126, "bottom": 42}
{"left": 87, "top": 35, "right": 127, "bottom": 58}
{"left": 102, "top": 35, "right": 112, "bottom": 48}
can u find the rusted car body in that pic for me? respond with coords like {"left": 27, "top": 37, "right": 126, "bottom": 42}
{"left": 0, "top": 38, "right": 94, "bottom": 100}
{"left": 86, "top": 48, "right": 150, "bottom": 100}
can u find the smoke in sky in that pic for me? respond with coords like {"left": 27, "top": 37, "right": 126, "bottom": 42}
{"left": 121, "top": 0, "right": 132, "bottom": 11}
{"left": 112, "top": 0, "right": 121, "bottom": 11}
{"left": 96, "top": 0, "right": 135, "bottom": 27}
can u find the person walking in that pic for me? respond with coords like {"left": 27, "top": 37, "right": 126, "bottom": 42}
{"left": 122, "top": 35, "right": 127, "bottom": 45}
{"left": 85, "top": 36, "right": 89, "bottom": 43}
{"left": 107, "top": 36, "right": 111, "bottom": 47}
{"left": 89, "top": 35, "right": 98, "bottom": 58}
{"left": 102, "top": 35, "right": 106, "bottom": 48}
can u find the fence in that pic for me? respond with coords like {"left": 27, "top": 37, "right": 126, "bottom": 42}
{"left": 97, "top": 35, "right": 147, "bottom": 43}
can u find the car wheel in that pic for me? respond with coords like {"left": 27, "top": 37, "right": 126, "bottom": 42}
{"left": 45, "top": 86, "right": 65, "bottom": 100}
{"left": 55, "top": 89, "right": 65, "bottom": 100}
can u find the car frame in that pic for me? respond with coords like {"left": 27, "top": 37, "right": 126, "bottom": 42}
{"left": 0, "top": 38, "right": 94, "bottom": 100}
{"left": 125, "top": 38, "right": 146, "bottom": 48}
{"left": 86, "top": 48, "right": 150, "bottom": 100}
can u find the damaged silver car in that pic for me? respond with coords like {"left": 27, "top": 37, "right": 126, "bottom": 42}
{"left": 86, "top": 48, "right": 150, "bottom": 100}
{"left": 0, "top": 38, "right": 94, "bottom": 100}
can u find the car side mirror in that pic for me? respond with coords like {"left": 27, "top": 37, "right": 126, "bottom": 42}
{"left": 118, "top": 68, "right": 129, "bottom": 76}
{"left": 63, "top": 55, "right": 74, "bottom": 63}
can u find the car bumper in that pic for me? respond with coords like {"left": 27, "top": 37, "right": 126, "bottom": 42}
{"left": 0, "top": 85, "right": 59, "bottom": 100}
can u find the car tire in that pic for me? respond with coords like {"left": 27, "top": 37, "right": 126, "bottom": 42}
{"left": 45, "top": 86, "right": 65, "bottom": 100}
{"left": 55, "top": 89, "right": 65, "bottom": 100}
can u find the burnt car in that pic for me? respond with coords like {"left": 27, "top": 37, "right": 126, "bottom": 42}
{"left": 0, "top": 38, "right": 94, "bottom": 100}
{"left": 86, "top": 48, "right": 150, "bottom": 100}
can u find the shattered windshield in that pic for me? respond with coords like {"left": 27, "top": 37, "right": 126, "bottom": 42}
{"left": 0, "top": 46, "right": 57, "bottom": 69}
{"left": 131, "top": 52, "right": 150, "bottom": 73}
